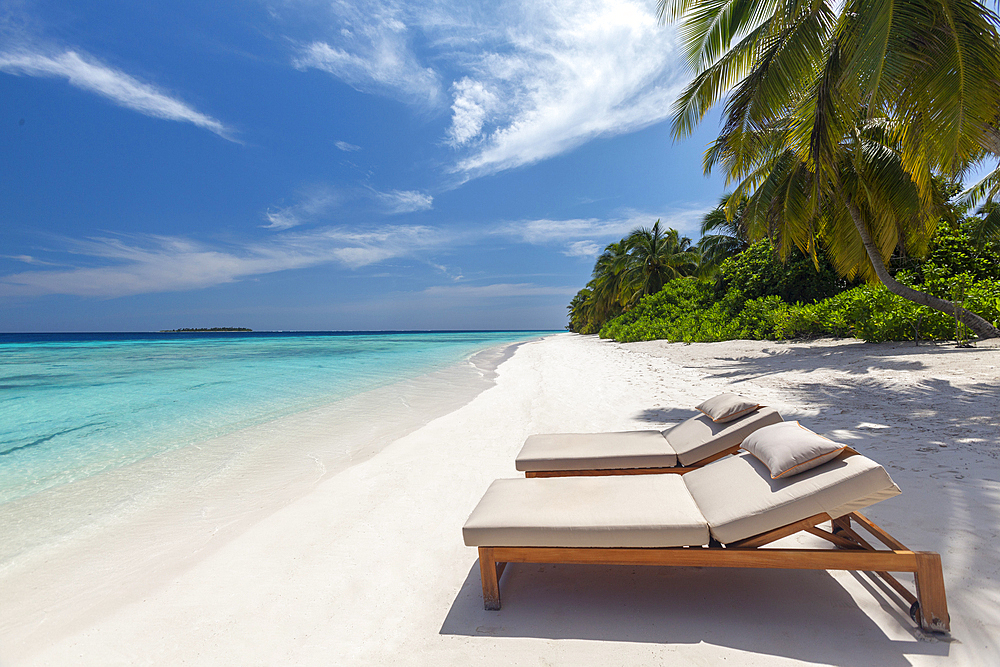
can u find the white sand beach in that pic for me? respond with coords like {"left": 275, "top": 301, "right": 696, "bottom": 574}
{"left": 3, "top": 333, "right": 999, "bottom": 666}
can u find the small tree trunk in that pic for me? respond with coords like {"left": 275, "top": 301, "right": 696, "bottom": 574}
{"left": 844, "top": 199, "right": 1000, "bottom": 340}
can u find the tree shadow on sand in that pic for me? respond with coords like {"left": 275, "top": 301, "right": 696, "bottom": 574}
{"left": 440, "top": 558, "right": 950, "bottom": 664}
{"left": 625, "top": 342, "right": 1000, "bottom": 656}
{"left": 630, "top": 407, "right": 693, "bottom": 424}
{"left": 702, "top": 341, "right": 989, "bottom": 381}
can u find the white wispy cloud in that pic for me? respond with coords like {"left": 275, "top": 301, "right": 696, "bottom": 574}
{"left": 373, "top": 188, "right": 433, "bottom": 214}
{"left": 2, "top": 254, "right": 61, "bottom": 266}
{"left": 449, "top": 1, "right": 687, "bottom": 178}
{"left": 428, "top": 262, "right": 463, "bottom": 281}
{"left": 263, "top": 187, "right": 341, "bottom": 230}
{"left": 0, "top": 226, "right": 448, "bottom": 298}
{"left": 335, "top": 140, "right": 362, "bottom": 152}
{"left": 502, "top": 216, "right": 645, "bottom": 245}
{"left": 281, "top": 0, "right": 687, "bottom": 178}
{"left": 292, "top": 1, "right": 441, "bottom": 107}
{"left": 499, "top": 207, "right": 712, "bottom": 257}
{"left": 0, "top": 49, "right": 236, "bottom": 141}
{"left": 563, "top": 241, "right": 601, "bottom": 257}
{"left": 262, "top": 185, "right": 432, "bottom": 228}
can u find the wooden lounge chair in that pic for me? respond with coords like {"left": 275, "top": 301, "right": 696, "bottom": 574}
{"left": 464, "top": 450, "right": 950, "bottom": 633}
{"left": 516, "top": 405, "right": 782, "bottom": 477}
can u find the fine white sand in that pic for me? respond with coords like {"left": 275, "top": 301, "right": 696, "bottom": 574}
{"left": 2, "top": 333, "right": 998, "bottom": 666}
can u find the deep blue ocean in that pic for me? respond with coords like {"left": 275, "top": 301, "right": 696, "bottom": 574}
{"left": 0, "top": 330, "right": 549, "bottom": 505}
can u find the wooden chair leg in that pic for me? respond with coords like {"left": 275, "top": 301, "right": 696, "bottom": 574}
{"left": 479, "top": 547, "right": 502, "bottom": 610}
{"left": 914, "top": 551, "right": 950, "bottom": 633}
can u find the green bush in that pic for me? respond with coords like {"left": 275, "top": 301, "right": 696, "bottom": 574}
{"left": 918, "top": 222, "right": 1000, "bottom": 282}
{"left": 595, "top": 222, "right": 1000, "bottom": 345}
{"left": 718, "top": 240, "right": 848, "bottom": 304}
{"left": 599, "top": 278, "right": 722, "bottom": 343}
{"left": 601, "top": 277, "right": 1000, "bottom": 344}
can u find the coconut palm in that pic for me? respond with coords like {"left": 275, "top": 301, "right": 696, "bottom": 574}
{"left": 568, "top": 286, "right": 594, "bottom": 333}
{"left": 588, "top": 239, "right": 633, "bottom": 323}
{"left": 565, "top": 240, "right": 632, "bottom": 333}
{"left": 620, "top": 220, "right": 699, "bottom": 306}
{"left": 566, "top": 223, "right": 702, "bottom": 332}
{"left": 698, "top": 193, "right": 750, "bottom": 272}
{"left": 659, "top": 0, "right": 1000, "bottom": 338}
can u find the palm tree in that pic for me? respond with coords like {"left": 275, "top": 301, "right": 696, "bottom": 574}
{"left": 659, "top": 0, "right": 1000, "bottom": 338}
{"left": 566, "top": 286, "right": 593, "bottom": 333}
{"left": 620, "top": 220, "right": 699, "bottom": 306}
{"left": 565, "top": 240, "right": 633, "bottom": 333}
{"left": 698, "top": 193, "right": 750, "bottom": 272}
{"left": 566, "top": 223, "right": 703, "bottom": 332}
{"left": 588, "top": 239, "right": 632, "bottom": 324}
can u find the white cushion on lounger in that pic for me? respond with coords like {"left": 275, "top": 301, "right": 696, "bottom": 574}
{"left": 741, "top": 421, "right": 848, "bottom": 478}
{"left": 664, "top": 407, "right": 783, "bottom": 466}
{"left": 683, "top": 452, "right": 901, "bottom": 545}
{"left": 515, "top": 431, "right": 676, "bottom": 472}
{"left": 696, "top": 393, "right": 761, "bottom": 423}
{"left": 463, "top": 475, "right": 710, "bottom": 548}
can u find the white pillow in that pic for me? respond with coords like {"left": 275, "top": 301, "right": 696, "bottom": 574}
{"left": 741, "top": 421, "right": 848, "bottom": 479}
{"left": 695, "top": 393, "right": 761, "bottom": 423}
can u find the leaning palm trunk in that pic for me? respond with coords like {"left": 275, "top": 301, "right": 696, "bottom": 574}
{"left": 843, "top": 198, "right": 1000, "bottom": 340}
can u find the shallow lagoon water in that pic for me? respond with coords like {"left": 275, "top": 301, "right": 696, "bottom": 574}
{"left": 0, "top": 330, "right": 551, "bottom": 654}
{"left": 0, "top": 331, "right": 547, "bottom": 505}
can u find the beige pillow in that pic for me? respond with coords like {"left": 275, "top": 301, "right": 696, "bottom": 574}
{"left": 741, "top": 421, "right": 848, "bottom": 479}
{"left": 695, "top": 393, "right": 761, "bottom": 423}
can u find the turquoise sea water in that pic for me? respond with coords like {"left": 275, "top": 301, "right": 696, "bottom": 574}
{"left": 0, "top": 331, "right": 548, "bottom": 505}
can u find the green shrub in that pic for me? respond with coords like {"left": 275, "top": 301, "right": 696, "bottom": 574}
{"left": 918, "top": 222, "right": 1000, "bottom": 282}
{"left": 718, "top": 241, "right": 848, "bottom": 305}
{"left": 601, "top": 277, "right": 1000, "bottom": 344}
{"left": 596, "top": 223, "right": 1000, "bottom": 345}
{"left": 599, "top": 278, "right": 723, "bottom": 343}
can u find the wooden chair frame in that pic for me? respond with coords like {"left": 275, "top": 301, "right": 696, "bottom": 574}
{"left": 475, "top": 511, "right": 950, "bottom": 634}
{"left": 523, "top": 445, "right": 739, "bottom": 478}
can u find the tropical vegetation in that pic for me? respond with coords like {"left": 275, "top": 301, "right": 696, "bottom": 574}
{"left": 656, "top": 0, "right": 1000, "bottom": 339}
{"left": 588, "top": 211, "right": 1000, "bottom": 343}
{"left": 567, "top": 220, "right": 701, "bottom": 334}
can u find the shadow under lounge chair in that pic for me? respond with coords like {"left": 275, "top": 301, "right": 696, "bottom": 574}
{"left": 516, "top": 406, "right": 782, "bottom": 477}
{"left": 463, "top": 450, "right": 950, "bottom": 634}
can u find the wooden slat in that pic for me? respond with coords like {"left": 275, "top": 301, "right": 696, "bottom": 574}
{"left": 828, "top": 521, "right": 919, "bottom": 605}
{"left": 490, "top": 545, "right": 919, "bottom": 572}
{"left": 525, "top": 466, "right": 688, "bottom": 478}
{"left": 729, "top": 513, "right": 831, "bottom": 548}
{"left": 914, "top": 551, "right": 951, "bottom": 632}
{"left": 868, "top": 569, "right": 918, "bottom": 607}
{"left": 850, "top": 512, "right": 910, "bottom": 551}
{"left": 836, "top": 525, "right": 877, "bottom": 552}
{"left": 805, "top": 525, "right": 863, "bottom": 550}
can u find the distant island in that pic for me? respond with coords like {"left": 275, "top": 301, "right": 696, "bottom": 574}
{"left": 159, "top": 327, "right": 252, "bottom": 333}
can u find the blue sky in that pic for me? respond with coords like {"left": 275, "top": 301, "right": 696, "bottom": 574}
{"left": 1, "top": 0, "right": 729, "bottom": 332}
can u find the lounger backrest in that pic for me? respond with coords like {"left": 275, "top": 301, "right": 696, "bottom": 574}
{"left": 663, "top": 407, "right": 783, "bottom": 467}
{"left": 683, "top": 452, "right": 901, "bottom": 544}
